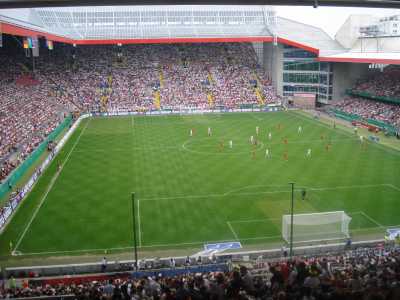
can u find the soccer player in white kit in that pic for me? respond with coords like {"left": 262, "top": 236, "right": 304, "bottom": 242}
{"left": 360, "top": 135, "right": 364, "bottom": 143}
{"left": 265, "top": 148, "right": 270, "bottom": 158}
{"left": 306, "top": 148, "right": 312, "bottom": 157}
{"left": 268, "top": 132, "right": 272, "bottom": 140}
{"left": 229, "top": 140, "right": 233, "bottom": 149}
{"left": 190, "top": 129, "right": 193, "bottom": 137}
{"left": 256, "top": 126, "right": 259, "bottom": 136}
{"left": 250, "top": 135, "right": 254, "bottom": 144}
{"left": 298, "top": 126, "right": 302, "bottom": 133}
{"left": 208, "top": 127, "right": 212, "bottom": 136}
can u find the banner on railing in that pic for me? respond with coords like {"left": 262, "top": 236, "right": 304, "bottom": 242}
{"left": 0, "top": 115, "right": 75, "bottom": 233}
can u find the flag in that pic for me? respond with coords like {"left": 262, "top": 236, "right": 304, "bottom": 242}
{"left": 32, "top": 37, "right": 39, "bottom": 57}
{"left": 27, "top": 37, "right": 33, "bottom": 48}
{"left": 23, "top": 38, "right": 29, "bottom": 49}
{"left": 31, "top": 37, "right": 38, "bottom": 48}
{"left": 47, "top": 40, "right": 53, "bottom": 50}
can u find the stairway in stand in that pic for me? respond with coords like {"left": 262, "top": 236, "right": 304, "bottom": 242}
{"left": 154, "top": 90, "right": 161, "bottom": 109}
{"left": 207, "top": 71, "right": 215, "bottom": 108}
{"left": 253, "top": 73, "right": 265, "bottom": 105}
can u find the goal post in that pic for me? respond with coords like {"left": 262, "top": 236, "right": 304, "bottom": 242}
{"left": 282, "top": 211, "right": 352, "bottom": 244}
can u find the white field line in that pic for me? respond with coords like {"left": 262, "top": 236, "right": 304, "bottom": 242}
{"left": 385, "top": 183, "right": 400, "bottom": 192}
{"left": 223, "top": 184, "right": 288, "bottom": 196}
{"left": 292, "top": 111, "right": 400, "bottom": 157}
{"left": 18, "top": 235, "right": 284, "bottom": 256}
{"left": 229, "top": 211, "right": 364, "bottom": 224}
{"left": 18, "top": 215, "right": 395, "bottom": 257}
{"left": 226, "top": 221, "right": 239, "bottom": 240}
{"left": 139, "top": 183, "right": 392, "bottom": 202}
{"left": 13, "top": 119, "right": 91, "bottom": 253}
{"left": 249, "top": 113, "right": 263, "bottom": 121}
{"left": 75, "top": 132, "right": 358, "bottom": 155}
{"left": 130, "top": 115, "right": 143, "bottom": 247}
{"left": 229, "top": 217, "right": 281, "bottom": 224}
{"left": 140, "top": 137, "right": 359, "bottom": 151}
{"left": 24, "top": 224, "right": 389, "bottom": 256}
{"left": 360, "top": 211, "right": 385, "bottom": 229}
{"left": 74, "top": 146, "right": 179, "bottom": 153}
{"left": 137, "top": 199, "right": 142, "bottom": 247}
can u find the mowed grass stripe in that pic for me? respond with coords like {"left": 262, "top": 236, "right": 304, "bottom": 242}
{"left": 0, "top": 119, "right": 91, "bottom": 255}
{"left": 1, "top": 112, "right": 399, "bottom": 256}
{"left": 13, "top": 119, "right": 92, "bottom": 252}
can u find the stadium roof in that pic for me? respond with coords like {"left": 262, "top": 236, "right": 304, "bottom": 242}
{"left": 34, "top": 6, "right": 275, "bottom": 40}
{"left": 318, "top": 51, "right": 400, "bottom": 64}
{"left": 1, "top": 5, "right": 400, "bottom": 64}
{"left": 0, "top": 5, "right": 340, "bottom": 54}
{"left": 275, "top": 17, "right": 344, "bottom": 56}
{"left": 0, "top": 6, "right": 276, "bottom": 41}
{"left": 0, "top": 0, "right": 399, "bottom": 9}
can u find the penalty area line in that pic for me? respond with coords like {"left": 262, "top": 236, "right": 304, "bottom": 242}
{"left": 17, "top": 220, "right": 396, "bottom": 257}
{"left": 226, "top": 221, "right": 239, "bottom": 241}
{"left": 360, "top": 211, "right": 385, "bottom": 229}
{"left": 18, "top": 235, "right": 283, "bottom": 256}
{"left": 137, "top": 199, "right": 142, "bottom": 247}
{"left": 13, "top": 119, "right": 91, "bottom": 253}
{"left": 229, "top": 211, "right": 364, "bottom": 225}
{"left": 140, "top": 183, "right": 391, "bottom": 201}
{"left": 384, "top": 183, "right": 400, "bottom": 192}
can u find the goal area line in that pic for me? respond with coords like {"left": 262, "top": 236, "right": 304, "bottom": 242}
{"left": 15, "top": 183, "right": 398, "bottom": 254}
{"left": 139, "top": 183, "right": 400, "bottom": 201}
{"left": 13, "top": 120, "right": 92, "bottom": 254}
{"left": 15, "top": 211, "right": 392, "bottom": 257}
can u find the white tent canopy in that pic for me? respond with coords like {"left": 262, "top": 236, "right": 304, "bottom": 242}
{"left": 1, "top": 5, "right": 276, "bottom": 40}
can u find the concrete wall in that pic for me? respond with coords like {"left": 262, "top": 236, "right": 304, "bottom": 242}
{"left": 332, "top": 62, "right": 372, "bottom": 101}
{"left": 263, "top": 42, "right": 283, "bottom": 97}
{"left": 335, "top": 15, "right": 378, "bottom": 49}
{"left": 351, "top": 36, "right": 400, "bottom": 53}
{"left": 252, "top": 42, "right": 264, "bottom": 65}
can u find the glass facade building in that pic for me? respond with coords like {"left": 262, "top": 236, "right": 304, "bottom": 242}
{"left": 282, "top": 45, "right": 333, "bottom": 103}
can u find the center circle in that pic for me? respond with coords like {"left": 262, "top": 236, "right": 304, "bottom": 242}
{"left": 182, "top": 137, "right": 264, "bottom": 155}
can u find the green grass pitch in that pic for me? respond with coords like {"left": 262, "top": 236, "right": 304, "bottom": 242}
{"left": 1, "top": 111, "right": 400, "bottom": 256}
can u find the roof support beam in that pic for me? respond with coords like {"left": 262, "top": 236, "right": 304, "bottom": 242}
{"left": 0, "top": 0, "right": 399, "bottom": 9}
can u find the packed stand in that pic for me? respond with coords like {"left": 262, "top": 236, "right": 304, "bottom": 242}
{"left": 1, "top": 245, "right": 400, "bottom": 299}
{"left": 353, "top": 65, "right": 400, "bottom": 99}
{"left": 0, "top": 42, "right": 277, "bottom": 182}
{"left": 0, "top": 53, "right": 66, "bottom": 183}
{"left": 31, "top": 43, "right": 277, "bottom": 113}
{"left": 333, "top": 96, "right": 400, "bottom": 129}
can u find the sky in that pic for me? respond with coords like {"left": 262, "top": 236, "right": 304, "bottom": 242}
{"left": 274, "top": 6, "right": 400, "bottom": 38}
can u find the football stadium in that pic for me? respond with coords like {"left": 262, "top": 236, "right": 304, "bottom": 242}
{"left": 0, "top": 0, "right": 400, "bottom": 298}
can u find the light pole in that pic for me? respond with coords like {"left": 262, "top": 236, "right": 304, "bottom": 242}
{"left": 131, "top": 193, "right": 138, "bottom": 270}
{"left": 289, "top": 182, "right": 295, "bottom": 259}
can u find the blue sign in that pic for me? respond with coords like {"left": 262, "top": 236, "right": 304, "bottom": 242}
{"left": 386, "top": 228, "right": 400, "bottom": 240}
{"left": 204, "top": 242, "right": 242, "bottom": 251}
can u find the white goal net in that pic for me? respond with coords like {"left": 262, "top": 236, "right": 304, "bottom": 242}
{"left": 282, "top": 211, "right": 352, "bottom": 243}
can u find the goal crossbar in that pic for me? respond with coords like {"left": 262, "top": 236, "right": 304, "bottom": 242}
{"left": 282, "top": 211, "right": 352, "bottom": 244}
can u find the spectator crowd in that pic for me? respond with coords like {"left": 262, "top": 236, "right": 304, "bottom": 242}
{"left": 0, "top": 42, "right": 277, "bottom": 182}
{"left": 333, "top": 97, "right": 400, "bottom": 129}
{"left": 352, "top": 66, "right": 400, "bottom": 99}
{"left": 333, "top": 65, "right": 400, "bottom": 130}
{"left": 1, "top": 245, "right": 400, "bottom": 299}
{"left": 2, "top": 42, "right": 400, "bottom": 189}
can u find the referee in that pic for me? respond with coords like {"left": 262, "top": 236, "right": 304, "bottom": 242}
{"left": 301, "top": 188, "right": 306, "bottom": 200}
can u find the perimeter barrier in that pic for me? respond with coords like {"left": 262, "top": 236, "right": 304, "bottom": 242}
{"left": 0, "top": 115, "right": 72, "bottom": 200}
{"left": 329, "top": 108, "right": 398, "bottom": 135}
